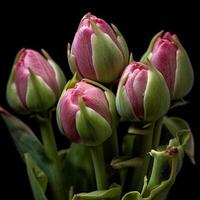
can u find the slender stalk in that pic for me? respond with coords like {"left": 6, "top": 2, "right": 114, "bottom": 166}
{"left": 40, "top": 119, "right": 58, "bottom": 161}
{"left": 152, "top": 117, "right": 163, "bottom": 149}
{"left": 147, "top": 117, "right": 163, "bottom": 177}
{"left": 129, "top": 122, "right": 155, "bottom": 192}
{"left": 90, "top": 144, "right": 108, "bottom": 190}
{"left": 39, "top": 117, "right": 66, "bottom": 200}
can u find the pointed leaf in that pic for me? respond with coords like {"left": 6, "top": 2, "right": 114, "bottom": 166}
{"left": 122, "top": 191, "right": 142, "bottom": 200}
{"left": 0, "top": 107, "right": 51, "bottom": 172}
{"left": 111, "top": 156, "right": 143, "bottom": 169}
{"left": 62, "top": 144, "right": 96, "bottom": 193}
{"left": 72, "top": 184, "right": 121, "bottom": 200}
{"left": 25, "top": 154, "right": 48, "bottom": 200}
{"left": 163, "top": 116, "right": 195, "bottom": 163}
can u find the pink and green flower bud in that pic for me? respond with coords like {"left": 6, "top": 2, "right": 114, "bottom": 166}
{"left": 68, "top": 13, "right": 129, "bottom": 84}
{"left": 6, "top": 49, "right": 66, "bottom": 114}
{"left": 56, "top": 79, "right": 117, "bottom": 146}
{"left": 141, "top": 31, "right": 194, "bottom": 100}
{"left": 116, "top": 61, "right": 170, "bottom": 122}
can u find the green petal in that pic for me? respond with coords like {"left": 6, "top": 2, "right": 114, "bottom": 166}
{"left": 116, "top": 80, "right": 138, "bottom": 121}
{"left": 42, "top": 49, "right": 66, "bottom": 95}
{"left": 91, "top": 32, "right": 124, "bottom": 83}
{"left": 76, "top": 97, "right": 112, "bottom": 146}
{"left": 172, "top": 39, "right": 194, "bottom": 99}
{"left": 144, "top": 63, "right": 170, "bottom": 121}
{"left": 111, "top": 23, "right": 129, "bottom": 64}
{"left": 26, "top": 70, "right": 56, "bottom": 112}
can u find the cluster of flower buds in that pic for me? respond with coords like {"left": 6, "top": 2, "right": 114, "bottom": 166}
{"left": 7, "top": 13, "right": 194, "bottom": 143}
{"left": 3, "top": 12, "right": 195, "bottom": 200}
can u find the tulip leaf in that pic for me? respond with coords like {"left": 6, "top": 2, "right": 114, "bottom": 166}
{"left": 0, "top": 107, "right": 51, "bottom": 172}
{"left": 128, "top": 123, "right": 152, "bottom": 135}
{"left": 142, "top": 149, "right": 178, "bottom": 200}
{"left": 122, "top": 191, "right": 142, "bottom": 200}
{"left": 163, "top": 116, "right": 195, "bottom": 164}
{"left": 111, "top": 156, "right": 143, "bottom": 169}
{"left": 25, "top": 153, "right": 48, "bottom": 200}
{"left": 72, "top": 183, "right": 121, "bottom": 200}
{"left": 170, "top": 98, "right": 188, "bottom": 109}
{"left": 62, "top": 143, "right": 96, "bottom": 193}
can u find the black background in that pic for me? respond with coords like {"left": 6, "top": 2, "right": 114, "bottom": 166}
{"left": 0, "top": 1, "right": 199, "bottom": 199}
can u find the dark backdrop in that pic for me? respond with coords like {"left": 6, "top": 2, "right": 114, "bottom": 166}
{"left": 0, "top": 1, "right": 199, "bottom": 199}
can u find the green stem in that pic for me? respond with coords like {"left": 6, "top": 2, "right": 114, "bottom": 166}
{"left": 147, "top": 117, "right": 163, "bottom": 178}
{"left": 40, "top": 117, "right": 66, "bottom": 200}
{"left": 129, "top": 122, "right": 155, "bottom": 192}
{"left": 152, "top": 117, "right": 163, "bottom": 149}
{"left": 90, "top": 145, "right": 108, "bottom": 190}
{"left": 40, "top": 119, "right": 58, "bottom": 161}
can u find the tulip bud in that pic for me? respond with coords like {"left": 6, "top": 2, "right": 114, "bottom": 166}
{"left": 68, "top": 13, "right": 129, "bottom": 84}
{"left": 141, "top": 31, "right": 194, "bottom": 100}
{"left": 56, "top": 80, "right": 117, "bottom": 146}
{"left": 116, "top": 61, "right": 170, "bottom": 122}
{"left": 7, "top": 49, "right": 66, "bottom": 114}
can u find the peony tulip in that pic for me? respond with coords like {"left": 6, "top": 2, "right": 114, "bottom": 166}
{"left": 116, "top": 61, "right": 170, "bottom": 122}
{"left": 57, "top": 80, "right": 117, "bottom": 146}
{"left": 7, "top": 49, "right": 66, "bottom": 113}
{"left": 141, "top": 31, "right": 194, "bottom": 100}
{"left": 68, "top": 13, "right": 129, "bottom": 84}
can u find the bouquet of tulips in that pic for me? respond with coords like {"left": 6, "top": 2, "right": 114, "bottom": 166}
{"left": 0, "top": 13, "right": 195, "bottom": 200}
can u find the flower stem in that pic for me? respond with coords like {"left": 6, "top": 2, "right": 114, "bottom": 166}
{"left": 89, "top": 144, "right": 108, "bottom": 190}
{"left": 40, "top": 118, "right": 58, "bottom": 160}
{"left": 152, "top": 117, "right": 163, "bottom": 149}
{"left": 147, "top": 117, "right": 163, "bottom": 178}
{"left": 128, "top": 122, "right": 155, "bottom": 192}
{"left": 40, "top": 117, "right": 66, "bottom": 200}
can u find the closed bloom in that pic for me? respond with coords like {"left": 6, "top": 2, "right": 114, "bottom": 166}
{"left": 57, "top": 80, "right": 117, "bottom": 146}
{"left": 7, "top": 49, "right": 66, "bottom": 113}
{"left": 141, "top": 31, "right": 194, "bottom": 100}
{"left": 68, "top": 13, "right": 129, "bottom": 84}
{"left": 116, "top": 61, "right": 170, "bottom": 122}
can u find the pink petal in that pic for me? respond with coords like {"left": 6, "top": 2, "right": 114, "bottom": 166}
{"left": 124, "top": 63, "right": 148, "bottom": 118}
{"left": 151, "top": 39, "right": 177, "bottom": 95}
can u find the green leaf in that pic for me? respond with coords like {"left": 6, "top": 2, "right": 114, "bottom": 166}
{"left": 72, "top": 184, "right": 121, "bottom": 200}
{"left": 163, "top": 116, "right": 195, "bottom": 163}
{"left": 170, "top": 98, "right": 188, "bottom": 109}
{"left": 128, "top": 123, "right": 152, "bottom": 135}
{"left": 25, "top": 154, "right": 48, "bottom": 200}
{"left": 122, "top": 191, "right": 142, "bottom": 200}
{"left": 62, "top": 144, "right": 96, "bottom": 193}
{"left": 111, "top": 156, "right": 143, "bottom": 169}
{"left": 143, "top": 150, "right": 178, "bottom": 200}
{"left": 0, "top": 107, "right": 51, "bottom": 172}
